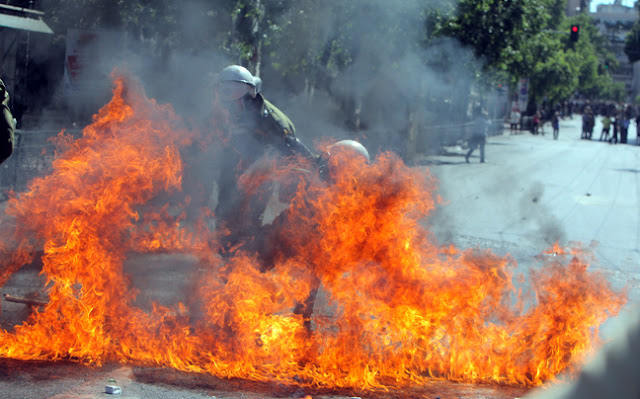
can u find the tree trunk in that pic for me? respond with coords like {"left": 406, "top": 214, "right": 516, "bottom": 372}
{"left": 234, "top": 0, "right": 264, "bottom": 76}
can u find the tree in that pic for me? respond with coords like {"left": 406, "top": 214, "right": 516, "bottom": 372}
{"left": 25, "top": 0, "right": 623, "bottom": 140}
{"left": 564, "top": 13, "right": 619, "bottom": 101}
{"left": 527, "top": 36, "right": 579, "bottom": 104}
{"left": 260, "top": 0, "right": 443, "bottom": 139}
{"left": 436, "top": 0, "right": 556, "bottom": 86}
{"left": 433, "top": 0, "right": 619, "bottom": 107}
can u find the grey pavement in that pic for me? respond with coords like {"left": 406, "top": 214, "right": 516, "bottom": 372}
{"left": 422, "top": 115, "right": 640, "bottom": 340}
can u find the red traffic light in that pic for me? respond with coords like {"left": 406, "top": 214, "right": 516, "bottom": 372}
{"left": 570, "top": 25, "right": 579, "bottom": 42}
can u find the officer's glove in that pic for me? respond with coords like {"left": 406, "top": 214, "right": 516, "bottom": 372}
{"left": 315, "top": 151, "right": 331, "bottom": 182}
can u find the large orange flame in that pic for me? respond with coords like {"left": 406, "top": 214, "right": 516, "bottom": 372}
{"left": 0, "top": 73, "right": 627, "bottom": 391}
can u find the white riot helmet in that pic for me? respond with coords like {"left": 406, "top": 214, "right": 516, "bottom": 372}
{"left": 326, "top": 140, "right": 371, "bottom": 163}
{"left": 320, "top": 139, "right": 371, "bottom": 181}
{"left": 217, "top": 65, "right": 258, "bottom": 101}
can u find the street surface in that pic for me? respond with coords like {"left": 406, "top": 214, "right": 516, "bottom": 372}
{"left": 424, "top": 115, "right": 640, "bottom": 341}
{"left": 0, "top": 115, "right": 639, "bottom": 398}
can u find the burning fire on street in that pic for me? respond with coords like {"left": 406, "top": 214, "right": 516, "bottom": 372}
{"left": 0, "top": 72, "right": 628, "bottom": 393}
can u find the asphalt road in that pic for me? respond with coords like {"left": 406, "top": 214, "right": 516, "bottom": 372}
{"left": 424, "top": 115, "right": 640, "bottom": 340}
{"left": 1, "top": 115, "right": 638, "bottom": 399}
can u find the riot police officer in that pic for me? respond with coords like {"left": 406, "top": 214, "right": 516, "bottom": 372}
{"left": 209, "top": 65, "right": 317, "bottom": 253}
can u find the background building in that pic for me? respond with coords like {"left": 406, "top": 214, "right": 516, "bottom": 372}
{"left": 591, "top": 0, "right": 638, "bottom": 100}
{"left": 567, "top": 0, "right": 592, "bottom": 16}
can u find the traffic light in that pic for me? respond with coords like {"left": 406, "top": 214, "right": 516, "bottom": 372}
{"left": 570, "top": 25, "right": 579, "bottom": 42}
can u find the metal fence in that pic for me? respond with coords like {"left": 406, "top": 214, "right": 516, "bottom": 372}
{"left": 0, "top": 129, "right": 77, "bottom": 200}
{"left": 414, "top": 119, "right": 504, "bottom": 153}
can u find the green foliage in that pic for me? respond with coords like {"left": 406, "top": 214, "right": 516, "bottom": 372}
{"left": 35, "top": 0, "right": 628, "bottom": 119}
{"left": 261, "top": 0, "right": 442, "bottom": 92}
{"left": 437, "top": 0, "right": 559, "bottom": 83}
{"left": 528, "top": 39, "right": 579, "bottom": 103}
{"left": 431, "top": 1, "right": 620, "bottom": 104}
{"left": 561, "top": 14, "right": 620, "bottom": 101}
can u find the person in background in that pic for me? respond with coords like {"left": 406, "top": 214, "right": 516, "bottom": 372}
{"left": 610, "top": 110, "right": 619, "bottom": 144}
{"left": 636, "top": 110, "right": 640, "bottom": 145}
{"left": 510, "top": 107, "right": 521, "bottom": 134}
{"left": 600, "top": 113, "right": 611, "bottom": 141}
{"left": 582, "top": 106, "right": 595, "bottom": 140}
{"left": 551, "top": 111, "right": 560, "bottom": 140}
{"left": 0, "top": 79, "right": 15, "bottom": 165}
{"left": 620, "top": 115, "right": 630, "bottom": 144}
{"left": 532, "top": 110, "right": 541, "bottom": 135}
{"left": 465, "top": 106, "right": 491, "bottom": 163}
{"left": 620, "top": 105, "right": 632, "bottom": 144}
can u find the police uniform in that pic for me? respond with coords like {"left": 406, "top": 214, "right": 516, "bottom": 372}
{"left": 212, "top": 87, "right": 320, "bottom": 332}
{"left": 226, "top": 93, "right": 314, "bottom": 161}
{"left": 214, "top": 92, "right": 315, "bottom": 253}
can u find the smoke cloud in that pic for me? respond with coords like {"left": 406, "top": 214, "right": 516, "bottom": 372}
{"left": 12, "top": 1, "right": 505, "bottom": 296}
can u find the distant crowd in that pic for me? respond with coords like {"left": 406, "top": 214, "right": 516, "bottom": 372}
{"left": 507, "top": 100, "right": 640, "bottom": 145}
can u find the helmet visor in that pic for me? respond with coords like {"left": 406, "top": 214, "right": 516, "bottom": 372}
{"left": 217, "top": 81, "right": 252, "bottom": 101}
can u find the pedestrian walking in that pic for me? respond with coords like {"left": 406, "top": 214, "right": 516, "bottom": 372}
{"left": 465, "top": 106, "right": 491, "bottom": 163}
{"left": 552, "top": 112, "right": 559, "bottom": 140}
